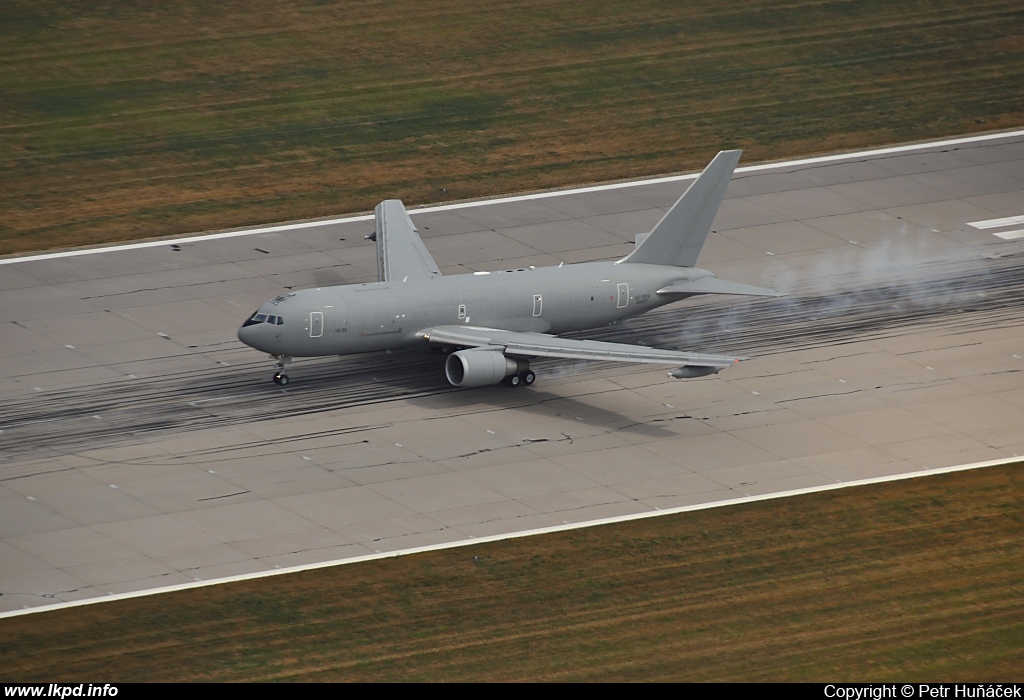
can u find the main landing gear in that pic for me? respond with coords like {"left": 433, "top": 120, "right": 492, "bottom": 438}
{"left": 504, "top": 369, "right": 536, "bottom": 388}
{"left": 271, "top": 355, "right": 292, "bottom": 386}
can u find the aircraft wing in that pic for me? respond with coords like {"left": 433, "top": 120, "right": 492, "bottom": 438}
{"left": 370, "top": 200, "right": 442, "bottom": 282}
{"left": 421, "top": 325, "right": 743, "bottom": 368}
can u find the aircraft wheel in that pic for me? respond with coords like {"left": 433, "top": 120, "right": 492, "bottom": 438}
{"left": 274, "top": 373, "right": 289, "bottom": 386}
{"left": 507, "top": 374, "right": 522, "bottom": 387}
{"left": 523, "top": 371, "right": 536, "bottom": 385}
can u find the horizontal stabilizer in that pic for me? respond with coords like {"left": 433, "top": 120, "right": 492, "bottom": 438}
{"left": 658, "top": 278, "right": 783, "bottom": 298}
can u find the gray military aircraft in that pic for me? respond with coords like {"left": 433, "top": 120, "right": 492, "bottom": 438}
{"left": 237, "top": 150, "right": 781, "bottom": 387}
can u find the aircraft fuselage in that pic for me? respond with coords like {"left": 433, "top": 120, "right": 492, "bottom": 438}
{"left": 236, "top": 150, "right": 779, "bottom": 388}
{"left": 237, "top": 261, "right": 711, "bottom": 358}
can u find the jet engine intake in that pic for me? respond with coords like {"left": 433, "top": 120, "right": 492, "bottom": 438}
{"left": 445, "top": 349, "right": 528, "bottom": 388}
{"left": 669, "top": 365, "right": 721, "bottom": 379}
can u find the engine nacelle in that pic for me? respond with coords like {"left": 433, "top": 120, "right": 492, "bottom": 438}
{"left": 668, "top": 365, "right": 721, "bottom": 379}
{"left": 445, "top": 349, "right": 526, "bottom": 388}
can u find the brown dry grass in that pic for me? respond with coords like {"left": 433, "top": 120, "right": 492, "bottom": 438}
{"left": 1, "top": 464, "right": 1022, "bottom": 681}
{"left": 2, "top": 0, "right": 1023, "bottom": 256}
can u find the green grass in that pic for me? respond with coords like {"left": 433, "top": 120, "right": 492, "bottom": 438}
{"left": 1, "top": 464, "right": 1022, "bottom": 681}
{"left": 1, "top": 0, "right": 1023, "bottom": 255}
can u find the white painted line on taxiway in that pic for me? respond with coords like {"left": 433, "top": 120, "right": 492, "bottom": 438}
{"left": 968, "top": 214, "right": 1024, "bottom": 229}
{"left": 994, "top": 229, "right": 1024, "bottom": 240}
{"left": 4, "top": 129, "right": 1024, "bottom": 267}
{"left": 1, "top": 453, "right": 1020, "bottom": 619}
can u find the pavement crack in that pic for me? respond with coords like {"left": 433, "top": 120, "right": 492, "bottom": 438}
{"left": 197, "top": 490, "right": 250, "bottom": 501}
{"left": 454, "top": 433, "right": 574, "bottom": 459}
{"left": 887, "top": 379, "right": 954, "bottom": 392}
{"left": 82, "top": 286, "right": 167, "bottom": 299}
{"left": 801, "top": 350, "right": 876, "bottom": 364}
{"left": 521, "top": 433, "right": 574, "bottom": 445}
{"left": 776, "top": 389, "right": 862, "bottom": 403}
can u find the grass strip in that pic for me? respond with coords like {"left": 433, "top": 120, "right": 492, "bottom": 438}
{"left": 1, "top": 462, "right": 1022, "bottom": 681}
{"left": 2, "top": 0, "right": 1023, "bottom": 255}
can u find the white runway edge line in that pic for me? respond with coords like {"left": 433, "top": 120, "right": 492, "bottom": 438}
{"left": 4, "top": 129, "right": 1024, "bottom": 267}
{"left": 1, "top": 455, "right": 1020, "bottom": 620}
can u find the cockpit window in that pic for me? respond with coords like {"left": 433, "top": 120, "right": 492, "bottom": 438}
{"left": 243, "top": 310, "right": 269, "bottom": 327}
{"left": 243, "top": 310, "right": 285, "bottom": 328}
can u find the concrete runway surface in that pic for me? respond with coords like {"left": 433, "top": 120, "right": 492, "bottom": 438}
{"left": 2, "top": 132, "right": 1023, "bottom": 613}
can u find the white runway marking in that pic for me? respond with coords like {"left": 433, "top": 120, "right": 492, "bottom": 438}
{"left": 994, "top": 229, "right": 1024, "bottom": 240}
{"left": 4, "top": 129, "right": 1024, "bottom": 267}
{"left": 0, "top": 454, "right": 1018, "bottom": 620}
{"left": 968, "top": 214, "right": 1024, "bottom": 229}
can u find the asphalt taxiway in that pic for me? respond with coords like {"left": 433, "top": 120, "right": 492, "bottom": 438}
{"left": 2, "top": 132, "right": 1023, "bottom": 613}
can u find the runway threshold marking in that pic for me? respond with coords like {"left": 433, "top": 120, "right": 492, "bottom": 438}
{"left": 1, "top": 454, "right": 1020, "bottom": 620}
{"left": 4, "top": 129, "right": 1024, "bottom": 267}
{"left": 968, "top": 214, "right": 1024, "bottom": 229}
{"left": 993, "top": 229, "right": 1024, "bottom": 240}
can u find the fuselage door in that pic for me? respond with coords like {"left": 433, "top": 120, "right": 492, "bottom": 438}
{"left": 616, "top": 283, "right": 629, "bottom": 309}
{"left": 533, "top": 294, "right": 543, "bottom": 317}
{"left": 310, "top": 311, "right": 324, "bottom": 338}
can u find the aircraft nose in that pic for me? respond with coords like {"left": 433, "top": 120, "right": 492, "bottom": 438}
{"left": 238, "top": 323, "right": 274, "bottom": 353}
{"left": 237, "top": 323, "right": 256, "bottom": 348}
{"left": 239, "top": 303, "right": 288, "bottom": 353}
{"left": 239, "top": 305, "right": 274, "bottom": 350}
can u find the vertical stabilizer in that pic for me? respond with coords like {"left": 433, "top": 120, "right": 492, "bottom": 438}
{"left": 373, "top": 199, "right": 443, "bottom": 282}
{"left": 622, "top": 150, "right": 741, "bottom": 268}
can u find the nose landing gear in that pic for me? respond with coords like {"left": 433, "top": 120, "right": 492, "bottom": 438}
{"left": 271, "top": 355, "right": 292, "bottom": 386}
